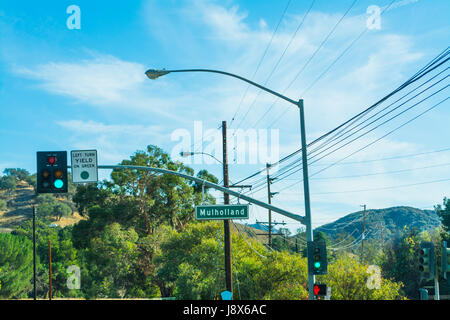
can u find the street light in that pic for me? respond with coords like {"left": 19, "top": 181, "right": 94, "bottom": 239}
{"left": 145, "top": 69, "right": 170, "bottom": 79}
{"left": 145, "top": 67, "right": 315, "bottom": 299}
{"left": 180, "top": 151, "right": 223, "bottom": 164}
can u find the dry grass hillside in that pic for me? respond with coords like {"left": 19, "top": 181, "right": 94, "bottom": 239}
{"left": 0, "top": 180, "right": 85, "bottom": 233}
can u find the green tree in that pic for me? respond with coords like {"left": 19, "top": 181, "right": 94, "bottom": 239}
{"left": 13, "top": 219, "right": 82, "bottom": 298}
{"left": 0, "top": 199, "right": 7, "bottom": 211}
{"left": 154, "top": 222, "right": 220, "bottom": 298}
{"left": 36, "top": 194, "right": 72, "bottom": 221}
{"left": 155, "top": 221, "right": 309, "bottom": 300}
{"left": 378, "top": 226, "right": 427, "bottom": 298}
{"left": 72, "top": 183, "right": 113, "bottom": 216}
{"left": 437, "top": 197, "right": 450, "bottom": 238}
{"left": 83, "top": 223, "right": 141, "bottom": 298}
{"left": 72, "top": 145, "right": 217, "bottom": 238}
{"left": 0, "top": 175, "right": 16, "bottom": 191}
{"left": 3, "top": 168, "right": 30, "bottom": 181}
{"left": 0, "top": 233, "right": 33, "bottom": 298}
{"left": 53, "top": 202, "right": 72, "bottom": 221}
{"left": 320, "top": 253, "right": 404, "bottom": 300}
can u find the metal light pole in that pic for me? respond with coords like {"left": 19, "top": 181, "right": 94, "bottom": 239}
{"left": 145, "top": 68, "right": 315, "bottom": 299}
{"left": 298, "top": 99, "right": 315, "bottom": 299}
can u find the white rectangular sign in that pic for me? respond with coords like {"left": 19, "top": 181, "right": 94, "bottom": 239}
{"left": 71, "top": 150, "right": 98, "bottom": 184}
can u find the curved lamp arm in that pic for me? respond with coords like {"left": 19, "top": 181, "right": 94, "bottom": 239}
{"left": 145, "top": 68, "right": 299, "bottom": 106}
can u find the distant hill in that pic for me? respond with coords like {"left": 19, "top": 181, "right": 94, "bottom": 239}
{"left": 315, "top": 206, "right": 441, "bottom": 241}
{"left": 0, "top": 180, "right": 84, "bottom": 232}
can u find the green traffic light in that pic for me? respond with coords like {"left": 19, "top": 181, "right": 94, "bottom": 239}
{"left": 314, "top": 262, "right": 321, "bottom": 268}
{"left": 54, "top": 179, "right": 64, "bottom": 189}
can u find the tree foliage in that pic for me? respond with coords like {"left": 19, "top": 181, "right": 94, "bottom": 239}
{"left": 0, "top": 233, "right": 33, "bottom": 298}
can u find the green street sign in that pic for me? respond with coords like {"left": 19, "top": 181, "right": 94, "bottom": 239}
{"left": 195, "top": 204, "right": 249, "bottom": 220}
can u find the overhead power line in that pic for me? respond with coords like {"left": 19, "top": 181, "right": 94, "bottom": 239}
{"left": 233, "top": 0, "right": 316, "bottom": 132}
{"left": 267, "top": 0, "right": 397, "bottom": 129}
{"left": 230, "top": 0, "right": 292, "bottom": 128}
{"left": 233, "top": 47, "right": 450, "bottom": 191}
{"left": 252, "top": 0, "right": 358, "bottom": 129}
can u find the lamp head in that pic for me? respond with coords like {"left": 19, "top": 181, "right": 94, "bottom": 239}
{"left": 145, "top": 69, "right": 170, "bottom": 80}
{"left": 180, "top": 151, "right": 194, "bottom": 157}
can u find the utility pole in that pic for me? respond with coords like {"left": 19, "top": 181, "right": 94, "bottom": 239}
{"left": 33, "top": 206, "right": 37, "bottom": 301}
{"left": 361, "top": 204, "right": 367, "bottom": 263}
{"left": 266, "top": 163, "right": 272, "bottom": 248}
{"left": 222, "top": 121, "right": 232, "bottom": 296}
{"left": 49, "top": 240, "right": 52, "bottom": 300}
{"left": 380, "top": 223, "right": 384, "bottom": 247}
{"left": 254, "top": 220, "right": 286, "bottom": 248}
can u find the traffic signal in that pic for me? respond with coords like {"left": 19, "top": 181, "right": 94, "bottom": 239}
{"left": 313, "top": 283, "right": 327, "bottom": 297}
{"left": 307, "top": 240, "right": 328, "bottom": 275}
{"left": 419, "top": 241, "right": 435, "bottom": 280}
{"left": 36, "top": 151, "right": 68, "bottom": 194}
{"left": 442, "top": 241, "right": 450, "bottom": 279}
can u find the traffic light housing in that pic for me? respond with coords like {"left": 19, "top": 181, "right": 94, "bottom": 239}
{"left": 313, "top": 283, "right": 327, "bottom": 297}
{"left": 419, "top": 241, "right": 435, "bottom": 280}
{"left": 307, "top": 240, "right": 328, "bottom": 275}
{"left": 36, "top": 151, "right": 68, "bottom": 194}
{"left": 442, "top": 241, "right": 450, "bottom": 279}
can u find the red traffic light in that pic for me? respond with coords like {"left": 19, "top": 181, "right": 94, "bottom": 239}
{"left": 314, "top": 284, "right": 327, "bottom": 296}
{"left": 314, "top": 285, "right": 320, "bottom": 295}
{"left": 47, "top": 156, "right": 56, "bottom": 165}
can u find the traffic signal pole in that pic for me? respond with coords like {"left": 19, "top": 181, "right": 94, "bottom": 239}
{"left": 298, "top": 99, "right": 315, "bottom": 300}
{"left": 434, "top": 275, "right": 440, "bottom": 300}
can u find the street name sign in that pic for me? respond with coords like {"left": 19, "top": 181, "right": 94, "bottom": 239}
{"left": 195, "top": 204, "right": 249, "bottom": 220}
{"left": 71, "top": 150, "right": 98, "bottom": 184}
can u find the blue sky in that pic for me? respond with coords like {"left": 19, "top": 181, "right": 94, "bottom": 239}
{"left": 0, "top": 0, "right": 449, "bottom": 232}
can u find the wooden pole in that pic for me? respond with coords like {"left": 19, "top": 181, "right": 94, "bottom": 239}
{"left": 222, "top": 121, "right": 232, "bottom": 296}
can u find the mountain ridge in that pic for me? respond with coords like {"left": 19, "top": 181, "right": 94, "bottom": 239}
{"left": 314, "top": 206, "right": 441, "bottom": 241}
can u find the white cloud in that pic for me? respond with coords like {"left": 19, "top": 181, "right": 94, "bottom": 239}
{"left": 15, "top": 53, "right": 146, "bottom": 104}
{"left": 57, "top": 120, "right": 170, "bottom": 165}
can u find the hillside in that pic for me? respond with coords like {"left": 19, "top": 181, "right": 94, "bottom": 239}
{"left": 315, "top": 206, "right": 441, "bottom": 241}
{"left": 0, "top": 180, "right": 84, "bottom": 232}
